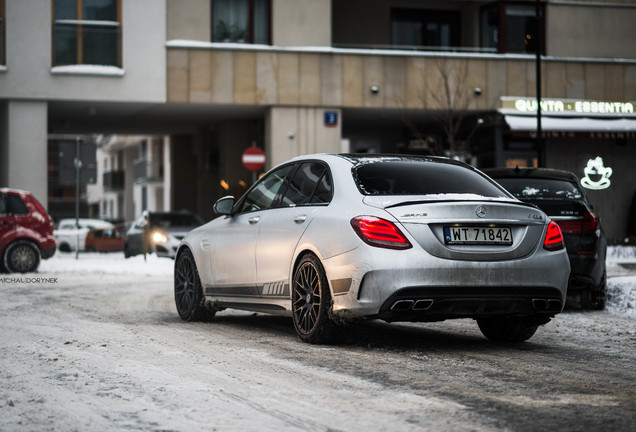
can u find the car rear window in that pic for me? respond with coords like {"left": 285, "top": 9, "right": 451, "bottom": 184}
{"left": 494, "top": 178, "right": 583, "bottom": 201}
{"left": 352, "top": 159, "right": 509, "bottom": 198}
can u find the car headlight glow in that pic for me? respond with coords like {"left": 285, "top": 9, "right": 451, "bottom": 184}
{"left": 152, "top": 231, "right": 168, "bottom": 244}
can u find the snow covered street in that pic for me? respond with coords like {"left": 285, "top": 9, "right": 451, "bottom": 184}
{"left": 1, "top": 247, "right": 635, "bottom": 431}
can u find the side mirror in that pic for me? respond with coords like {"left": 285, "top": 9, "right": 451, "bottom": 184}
{"left": 213, "top": 196, "right": 235, "bottom": 216}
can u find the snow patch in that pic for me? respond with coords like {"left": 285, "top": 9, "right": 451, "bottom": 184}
{"left": 50, "top": 65, "right": 125, "bottom": 77}
{"left": 38, "top": 252, "right": 172, "bottom": 276}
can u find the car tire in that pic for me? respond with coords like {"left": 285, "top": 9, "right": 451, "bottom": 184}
{"left": 174, "top": 249, "right": 216, "bottom": 322}
{"left": 4, "top": 240, "right": 41, "bottom": 273}
{"left": 477, "top": 317, "right": 539, "bottom": 343}
{"left": 591, "top": 271, "right": 607, "bottom": 310}
{"left": 58, "top": 243, "right": 71, "bottom": 253}
{"left": 291, "top": 254, "right": 342, "bottom": 344}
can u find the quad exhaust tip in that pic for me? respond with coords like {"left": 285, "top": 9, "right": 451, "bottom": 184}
{"left": 390, "top": 299, "right": 434, "bottom": 311}
{"left": 532, "top": 298, "right": 563, "bottom": 310}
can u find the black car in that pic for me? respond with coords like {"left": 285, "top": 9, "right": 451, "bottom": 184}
{"left": 484, "top": 167, "right": 607, "bottom": 309}
{"left": 124, "top": 211, "right": 203, "bottom": 259}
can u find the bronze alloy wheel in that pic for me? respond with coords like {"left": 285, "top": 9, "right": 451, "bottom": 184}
{"left": 292, "top": 254, "right": 341, "bottom": 344}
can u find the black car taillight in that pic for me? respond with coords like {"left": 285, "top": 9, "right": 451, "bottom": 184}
{"left": 544, "top": 221, "right": 565, "bottom": 251}
{"left": 555, "top": 212, "right": 597, "bottom": 234}
{"left": 581, "top": 212, "right": 598, "bottom": 233}
{"left": 351, "top": 216, "right": 412, "bottom": 250}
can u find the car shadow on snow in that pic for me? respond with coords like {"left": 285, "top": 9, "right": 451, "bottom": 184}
{"left": 169, "top": 311, "right": 552, "bottom": 354}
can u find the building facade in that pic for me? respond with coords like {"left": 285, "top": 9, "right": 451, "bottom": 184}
{"left": 1, "top": 0, "right": 635, "bottom": 241}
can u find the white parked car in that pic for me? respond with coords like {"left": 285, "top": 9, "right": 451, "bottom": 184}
{"left": 54, "top": 218, "right": 115, "bottom": 252}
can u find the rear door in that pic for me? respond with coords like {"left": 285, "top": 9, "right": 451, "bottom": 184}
{"left": 255, "top": 162, "right": 333, "bottom": 297}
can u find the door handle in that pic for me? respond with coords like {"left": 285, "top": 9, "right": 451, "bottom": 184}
{"left": 248, "top": 216, "right": 261, "bottom": 225}
{"left": 293, "top": 215, "right": 307, "bottom": 224}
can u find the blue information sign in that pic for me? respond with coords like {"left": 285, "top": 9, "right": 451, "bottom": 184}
{"left": 324, "top": 111, "right": 338, "bottom": 127}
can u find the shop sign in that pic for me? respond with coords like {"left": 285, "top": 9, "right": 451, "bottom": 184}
{"left": 581, "top": 157, "right": 612, "bottom": 190}
{"left": 502, "top": 97, "right": 634, "bottom": 115}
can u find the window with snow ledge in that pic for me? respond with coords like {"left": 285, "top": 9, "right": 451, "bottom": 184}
{"left": 50, "top": 64, "right": 125, "bottom": 77}
{"left": 52, "top": 0, "right": 122, "bottom": 68}
{"left": 212, "top": 0, "right": 270, "bottom": 45}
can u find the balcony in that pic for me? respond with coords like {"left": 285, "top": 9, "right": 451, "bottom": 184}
{"left": 103, "top": 170, "right": 124, "bottom": 191}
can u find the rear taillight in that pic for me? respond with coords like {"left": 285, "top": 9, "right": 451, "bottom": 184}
{"left": 555, "top": 212, "right": 597, "bottom": 234}
{"left": 544, "top": 221, "right": 565, "bottom": 251}
{"left": 581, "top": 212, "right": 598, "bottom": 233}
{"left": 351, "top": 216, "right": 412, "bottom": 250}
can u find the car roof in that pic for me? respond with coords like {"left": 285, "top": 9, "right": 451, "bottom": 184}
{"left": 483, "top": 167, "right": 580, "bottom": 183}
{"left": 58, "top": 218, "right": 114, "bottom": 228}
{"left": 0, "top": 187, "right": 31, "bottom": 195}
{"left": 291, "top": 153, "right": 472, "bottom": 169}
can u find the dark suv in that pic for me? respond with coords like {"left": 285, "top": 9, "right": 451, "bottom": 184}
{"left": 484, "top": 168, "right": 607, "bottom": 309}
{"left": 0, "top": 188, "right": 56, "bottom": 273}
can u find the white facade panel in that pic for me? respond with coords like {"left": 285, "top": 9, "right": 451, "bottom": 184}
{"left": 0, "top": 0, "right": 166, "bottom": 103}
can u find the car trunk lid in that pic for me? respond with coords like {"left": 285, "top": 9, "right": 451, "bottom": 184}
{"left": 364, "top": 196, "right": 547, "bottom": 261}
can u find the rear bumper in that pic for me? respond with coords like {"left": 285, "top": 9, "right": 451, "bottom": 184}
{"left": 41, "top": 236, "right": 57, "bottom": 259}
{"left": 41, "top": 246, "right": 56, "bottom": 260}
{"left": 377, "top": 286, "right": 563, "bottom": 323}
{"left": 324, "top": 244, "right": 570, "bottom": 321}
{"left": 567, "top": 251, "right": 606, "bottom": 292}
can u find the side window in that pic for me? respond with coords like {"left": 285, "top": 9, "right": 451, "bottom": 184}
{"left": 311, "top": 169, "right": 333, "bottom": 204}
{"left": 280, "top": 163, "right": 332, "bottom": 207}
{"left": 6, "top": 194, "right": 28, "bottom": 215}
{"left": 239, "top": 165, "right": 295, "bottom": 213}
{"left": 0, "top": 194, "right": 6, "bottom": 214}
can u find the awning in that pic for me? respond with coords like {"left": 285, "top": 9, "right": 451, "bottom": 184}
{"left": 504, "top": 115, "right": 636, "bottom": 132}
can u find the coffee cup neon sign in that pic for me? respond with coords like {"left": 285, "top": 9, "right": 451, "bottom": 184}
{"left": 581, "top": 157, "right": 612, "bottom": 190}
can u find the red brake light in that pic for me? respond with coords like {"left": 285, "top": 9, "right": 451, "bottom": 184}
{"left": 544, "top": 221, "right": 565, "bottom": 251}
{"left": 351, "top": 216, "right": 412, "bottom": 250}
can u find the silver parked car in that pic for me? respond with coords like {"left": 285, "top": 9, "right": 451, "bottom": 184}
{"left": 174, "top": 154, "right": 570, "bottom": 344}
{"left": 125, "top": 211, "right": 203, "bottom": 259}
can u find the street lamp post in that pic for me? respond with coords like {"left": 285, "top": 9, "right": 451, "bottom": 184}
{"left": 74, "top": 137, "right": 83, "bottom": 259}
{"left": 536, "top": 0, "right": 543, "bottom": 166}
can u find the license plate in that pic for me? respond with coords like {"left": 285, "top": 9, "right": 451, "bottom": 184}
{"left": 444, "top": 226, "right": 513, "bottom": 245}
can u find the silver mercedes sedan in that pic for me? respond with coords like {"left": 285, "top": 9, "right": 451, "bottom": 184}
{"left": 174, "top": 154, "right": 570, "bottom": 344}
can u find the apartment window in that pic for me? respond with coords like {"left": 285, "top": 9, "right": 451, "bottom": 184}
{"left": 392, "top": 9, "right": 460, "bottom": 49}
{"left": 212, "top": 0, "right": 270, "bottom": 44}
{"left": 0, "top": 0, "right": 5, "bottom": 65}
{"left": 52, "top": 0, "right": 121, "bottom": 67}
{"left": 481, "top": 1, "right": 545, "bottom": 54}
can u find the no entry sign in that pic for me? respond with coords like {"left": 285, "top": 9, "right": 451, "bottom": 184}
{"left": 242, "top": 147, "right": 266, "bottom": 171}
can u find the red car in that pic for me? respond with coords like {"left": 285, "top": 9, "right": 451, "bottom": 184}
{"left": 0, "top": 188, "right": 56, "bottom": 273}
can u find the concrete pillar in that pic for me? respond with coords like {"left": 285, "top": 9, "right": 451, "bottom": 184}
{"left": 266, "top": 107, "right": 342, "bottom": 169}
{"left": 163, "top": 136, "right": 172, "bottom": 211}
{"left": 1, "top": 100, "right": 48, "bottom": 206}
